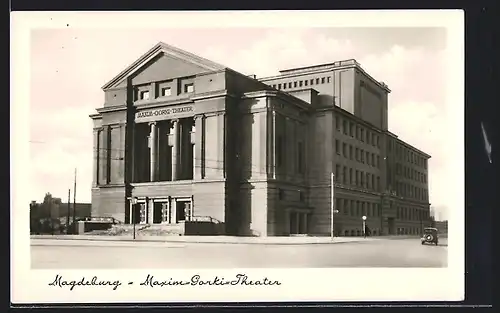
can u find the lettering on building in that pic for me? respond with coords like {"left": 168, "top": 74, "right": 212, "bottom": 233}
{"left": 135, "top": 106, "right": 194, "bottom": 121}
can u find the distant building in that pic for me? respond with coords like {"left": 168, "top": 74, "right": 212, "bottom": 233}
{"left": 30, "top": 199, "right": 91, "bottom": 234}
{"left": 89, "top": 42, "right": 431, "bottom": 237}
{"left": 434, "top": 220, "right": 448, "bottom": 235}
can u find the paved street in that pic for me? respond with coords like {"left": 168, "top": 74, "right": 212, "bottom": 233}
{"left": 31, "top": 237, "right": 447, "bottom": 268}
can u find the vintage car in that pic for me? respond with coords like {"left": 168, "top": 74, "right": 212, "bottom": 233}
{"left": 421, "top": 227, "right": 439, "bottom": 245}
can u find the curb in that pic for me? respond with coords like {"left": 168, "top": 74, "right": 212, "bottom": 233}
{"left": 30, "top": 236, "right": 370, "bottom": 245}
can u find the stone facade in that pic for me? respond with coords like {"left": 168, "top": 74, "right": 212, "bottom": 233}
{"left": 90, "top": 42, "right": 432, "bottom": 237}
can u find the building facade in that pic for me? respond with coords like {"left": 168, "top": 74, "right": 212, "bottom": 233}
{"left": 90, "top": 42, "right": 431, "bottom": 236}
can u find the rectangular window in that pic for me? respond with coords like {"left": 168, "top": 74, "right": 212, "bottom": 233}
{"left": 335, "top": 164, "right": 341, "bottom": 181}
{"left": 343, "top": 120, "right": 348, "bottom": 135}
{"left": 366, "top": 151, "right": 370, "bottom": 165}
{"left": 349, "top": 168, "right": 353, "bottom": 184}
{"left": 304, "top": 80, "right": 308, "bottom": 86}
{"left": 343, "top": 143, "right": 347, "bottom": 157}
{"left": 288, "top": 82, "right": 292, "bottom": 88}
{"left": 356, "top": 170, "right": 360, "bottom": 186}
{"left": 336, "top": 116, "right": 340, "bottom": 131}
{"left": 377, "top": 155, "right": 380, "bottom": 167}
{"left": 310, "top": 79, "right": 314, "bottom": 85}
{"left": 349, "top": 145, "right": 353, "bottom": 160}
{"left": 361, "top": 150, "right": 365, "bottom": 163}
{"left": 283, "top": 83, "right": 287, "bottom": 89}
{"left": 327, "top": 77, "right": 331, "bottom": 83}
{"left": 140, "top": 90, "right": 150, "bottom": 100}
{"left": 294, "top": 81, "right": 298, "bottom": 88}
{"left": 277, "top": 83, "right": 282, "bottom": 89}
{"left": 299, "top": 81, "right": 303, "bottom": 87}
{"left": 367, "top": 132, "right": 371, "bottom": 145}
{"left": 161, "top": 87, "right": 171, "bottom": 97}
{"left": 350, "top": 123, "right": 354, "bottom": 137}
{"left": 355, "top": 148, "right": 359, "bottom": 161}
{"left": 184, "top": 83, "right": 194, "bottom": 93}
{"left": 335, "top": 140, "right": 340, "bottom": 154}
{"left": 316, "top": 78, "right": 320, "bottom": 84}
{"left": 276, "top": 136, "right": 283, "bottom": 167}
{"left": 371, "top": 153, "right": 375, "bottom": 166}
{"left": 297, "top": 142, "right": 304, "bottom": 174}
{"left": 361, "top": 128, "right": 365, "bottom": 142}
{"left": 321, "top": 77, "right": 326, "bottom": 84}
{"left": 343, "top": 166, "right": 347, "bottom": 184}
{"left": 371, "top": 175, "right": 375, "bottom": 190}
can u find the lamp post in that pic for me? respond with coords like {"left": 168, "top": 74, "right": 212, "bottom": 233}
{"left": 131, "top": 198, "right": 138, "bottom": 240}
{"left": 362, "top": 215, "right": 367, "bottom": 238}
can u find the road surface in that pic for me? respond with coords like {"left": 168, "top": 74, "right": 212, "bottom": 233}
{"left": 31, "top": 237, "right": 447, "bottom": 268}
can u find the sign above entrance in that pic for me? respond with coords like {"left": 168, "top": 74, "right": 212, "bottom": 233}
{"left": 135, "top": 105, "right": 194, "bottom": 123}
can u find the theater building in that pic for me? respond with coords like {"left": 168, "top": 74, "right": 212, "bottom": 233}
{"left": 90, "top": 42, "right": 431, "bottom": 236}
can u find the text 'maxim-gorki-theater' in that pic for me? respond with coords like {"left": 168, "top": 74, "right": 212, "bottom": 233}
{"left": 90, "top": 42, "right": 431, "bottom": 237}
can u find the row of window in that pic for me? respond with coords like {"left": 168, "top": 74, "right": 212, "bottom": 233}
{"left": 336, "top": 115, "right": 380, "bottom": 148}
{"left": 396, "top": 206, "right": 429, "bottom": 221}
{"left": 335, "top": 140, "right": 381, "bottom": 168}
{"left": 393, "top": 142, "right": 427, "bottom": 169}
{"left": 396, "top": 163, "right": 427, "bottom": 183}
{"left": 342, "top": 229, "right": 379, "bottom": 236}
{"left": 335, "top": 164, "right": 381, "bottom": 192}
{"left": 396, "top": 182, "right": 428, "bottom": 202}
{"left": 271, "top": 76, "right": 331, "bottom": 91}
{"left": 135, "top": 82, "right": 194, "bottom": 101}
{"left": 335, "top": 198, "right": 381, "bottom": 217}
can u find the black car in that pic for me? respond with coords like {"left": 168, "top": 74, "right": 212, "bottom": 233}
{"left": 421, "top": 227, "right": 439, "bottom": 245}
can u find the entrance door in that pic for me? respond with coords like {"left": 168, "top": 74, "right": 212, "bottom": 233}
{"left": 176, "top": 200, "right": 192, "bottom": 222}
{"left": 388, "top": 218, "right": 395, "bottom": 235}
{"left": 153, "top": 202, "right": 163, "bottom": 224}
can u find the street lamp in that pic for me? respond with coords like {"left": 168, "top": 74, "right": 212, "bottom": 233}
{"left": 362, "top": 215, "right": 367, "bottom": 238}
{"left": 131, "top": 198, "right": 138, "bottom": 240}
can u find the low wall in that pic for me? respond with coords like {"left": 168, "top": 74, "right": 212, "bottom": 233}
{"left": 77, "top": 221, "right": 114, "bottom": 234}
{"left": 184, "top": 222, "right": 225, "bottom": 236}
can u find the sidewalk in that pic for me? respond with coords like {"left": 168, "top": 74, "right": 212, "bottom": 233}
{"left": 29, "top": 234, "right": 420, "bottom": 245}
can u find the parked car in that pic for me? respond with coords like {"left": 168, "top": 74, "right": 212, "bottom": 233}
{"left": 421, "top": 227, "right": 439, "bottom": 245}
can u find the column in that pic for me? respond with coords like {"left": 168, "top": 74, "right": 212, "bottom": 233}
{"left": 93, "top": 129, "right": 99, "bottom": 186}
{"left": 129, "top": 200, "right": 133, "bottom": 225}
{"left": 267, "top": 110, "right": 276, "bottom": 179}
{"left": 170, "top": 119, "right": 179, "bottom": 181}
{"left": 148, "top": 199, "right": 154, "bottom": 224}
{"left": 149, "top": 122, "right": 157, "bottom": 182}
{"left": 171, "top": 198, "right": 177, "bottom": 224}
{"left": 190, "top": 118, "right": 196, "bottom": 179}
{"left": 194, "top": 115, "right": 204, "bottom": 179}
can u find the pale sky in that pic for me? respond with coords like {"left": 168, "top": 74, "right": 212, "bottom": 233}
{"left": 27, "top": 15, "right": 460, "bottom": 220}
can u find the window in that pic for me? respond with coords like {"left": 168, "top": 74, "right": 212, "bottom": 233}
{"left": 361, "top": 128, "right": 365, "bottom": 142}
{"left": 276, "top": 136, "right": 283, "bottom": 167}
{"left": 140, "top": 90, "right": 150, "bottom": 100}
{"left": 349, "top": 168, "right": 353, "bottom": 184}
{"left": 278, "top": 189, "right": 285, "bottom": 200}
{"left": 367, "top": 132, "right": 371, "bottom": 145}
{"left": 321, "top": 77, "right": 325, "bottom": 84}
{"left": 316, "top": 78, "right": 320, "bottom": 84}
{"left": 356, "top": 170, "right": 360, "bottom": 186}
{"left": 184, "top": 83, "right": 194, "bottom": 93}
{"left": 304, "top": 80, "right": 308, "bottom": 86}
{"left": 335, "top": 140, "right": 340, "bottom": 154}
{"left": 310, "top": 79, "right": 314, "bottom": 85}
{"left": 327, "top": 77, "right": 331, "bottom": 83}
{"left": 343, "top": 166, "right": 347, "bottom": 184}
{"left": 272, "top": 84, "right": 276, "bottom": 88}
{"left": 371, "top": 154, "right": 375, "bottom": 166}
{"left": 335, "top": 164, "right": 341, "bottom": 181}
{"left": 297, "top": 142, "right": 304, "bottom": 174}
{"left": 355, "top": 148, "right": 359, "bottom": 161}
{"left": 361, "top": 150, "right": 365, "bottom": 163}
{"left": 288, "top": 82, "right": 292, "bottom": 88}
{"left": 299, "top": 191, "right": 305, "bottom": 202}
{"left": 299, "top": 81, "right": 303, "bottom": 87}
{"left": 349, "top": 145, "right": 353, "bottom": 160}
{"left": 278, "top": 83, "right": 282, "bottom": 89}
{"left": 283, "top": 83, "right": 287, "bottom": 89}
{"left": 371, "top": 175, "right": 375, "bottom": 190}
{"left": 376, "top": 155, "right": 380, "bottom": 167}
{"left": 360, "top": 172, "right": 365, "bottom": 187}
{"left": 367, "top": 173, "right": 371, "bottom": 189}
{"left": 343, "top": 143, "right": 347, "bottom": 157}
{"left": 161, "top": 87, "right": 172, "bottom": 97}
{"left": 366, "top": 151, "right": 370, "bottom": 165}
{"left": 294, "top": 81, "right": 298, "bottom": 88}
{"left": 343, "top": 120, "right": 348, "bottom": 135}
{"left": 350, "top": 123, "right": 355, "bottom": 137}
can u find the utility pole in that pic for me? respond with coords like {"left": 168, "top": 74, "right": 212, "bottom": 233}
{"left": 73, "top": 168, "right": 77, "bottom": 227}
{"left": 67, "top": 189, "right": 71, "bottom": 234}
